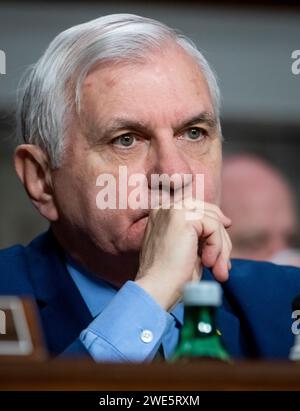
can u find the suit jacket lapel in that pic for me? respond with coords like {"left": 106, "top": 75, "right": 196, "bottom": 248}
{"left": 24, "top": 230, "right": 93, "bottom": 355}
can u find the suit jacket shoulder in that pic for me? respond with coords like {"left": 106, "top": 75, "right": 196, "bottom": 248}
{"left": 220, "top": 259, "right": 300, "bottom": 358}
{"left": 0, "top": 243, "right": 34, "bottom": 296}
{"left": 0, "top": 231, "right": 92, "bottom": 355}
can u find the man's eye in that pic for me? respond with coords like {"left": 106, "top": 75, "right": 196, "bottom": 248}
{"left": 185, "top": 127, "right": 205, "bottom": 141}
{"left": 112, "top": 134, "right": 136, "bottom": 148}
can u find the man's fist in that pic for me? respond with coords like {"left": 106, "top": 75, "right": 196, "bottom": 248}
{"left": 135, "top": 200, "right": 232, "bottom": 311}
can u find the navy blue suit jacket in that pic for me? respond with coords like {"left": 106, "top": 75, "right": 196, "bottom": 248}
{"left": 0, "top": 230, "right": 300, "bottom": 359}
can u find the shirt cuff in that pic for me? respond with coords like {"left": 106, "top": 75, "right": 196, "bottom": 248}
{"left": 80, "top": 280, "right": 174, "bottom": 362}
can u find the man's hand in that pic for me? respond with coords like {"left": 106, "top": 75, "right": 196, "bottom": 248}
{"left": 135, "top": 200, "right": 232, "bottom": 312}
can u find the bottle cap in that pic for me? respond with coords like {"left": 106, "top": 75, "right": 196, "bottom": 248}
{"left": 183, "top": 281, "right": 222, "bottom": 306}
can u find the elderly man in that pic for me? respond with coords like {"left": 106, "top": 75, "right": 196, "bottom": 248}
{"left": 1, "top": 14, "right": 300, "bottom": 361}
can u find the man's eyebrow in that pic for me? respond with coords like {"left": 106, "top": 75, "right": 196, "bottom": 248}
{"left": 105, "top": 118, "right": 150, "bottom": 135}
{"left": 87, "top": 111, "right": 218, "bottom": 142}
{"left": 107, "top": 112, "right": 218, "bottom": 132}
{"left": 177, "top": 112, "right": 218, "bottom": 130}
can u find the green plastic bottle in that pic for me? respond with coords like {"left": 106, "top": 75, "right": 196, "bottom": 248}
{"left": 172, "top": 281, "right": 230, "bottom": 362}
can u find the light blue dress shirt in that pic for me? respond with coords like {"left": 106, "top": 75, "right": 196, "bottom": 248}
{"left": 65, "top": 256, "right": 183, "bottom": 362}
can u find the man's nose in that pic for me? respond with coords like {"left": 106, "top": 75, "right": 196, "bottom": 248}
{"left": 146, "top": 138, "right": 193, "bottom": 191}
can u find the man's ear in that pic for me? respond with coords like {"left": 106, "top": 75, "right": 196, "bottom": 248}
{"left": 14, "top": 144, "right": 59, "bottom": 222}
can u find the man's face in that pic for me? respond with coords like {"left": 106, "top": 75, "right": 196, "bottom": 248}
{"left": 52, "top": 44, "right": 222, "bottom": 255}
{"left": 222, "top": 159, "right": 297, "bottom": 261}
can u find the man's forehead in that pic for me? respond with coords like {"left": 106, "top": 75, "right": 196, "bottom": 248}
{"left": 79, "top": 48, "right": 216, "bottom": 136}
{"left": 82, "top": 44, "right": 209, "bottom": 94}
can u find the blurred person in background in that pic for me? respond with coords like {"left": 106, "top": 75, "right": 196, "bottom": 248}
{"left": 222, "top": 154, "right": 300, "bottom": 266}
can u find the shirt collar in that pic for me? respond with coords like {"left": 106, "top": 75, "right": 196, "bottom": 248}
{"left": 65, "top": 254, "right": 117, "bottom": 318}
{"left": 170, "top": 301, "right": 184, "bottom": 327}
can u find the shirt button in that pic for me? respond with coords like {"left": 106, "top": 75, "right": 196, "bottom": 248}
{"left": 140, "top": 329, "right": 153, "bottom": 343}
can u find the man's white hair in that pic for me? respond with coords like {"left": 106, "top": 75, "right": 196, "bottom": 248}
{"left": 17, "top": 13, "right": 221, "bottom": 168}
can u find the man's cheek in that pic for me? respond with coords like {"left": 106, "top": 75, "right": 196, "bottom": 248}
{"left": 202, "top": 176, "right": 221, "bottom": 204}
